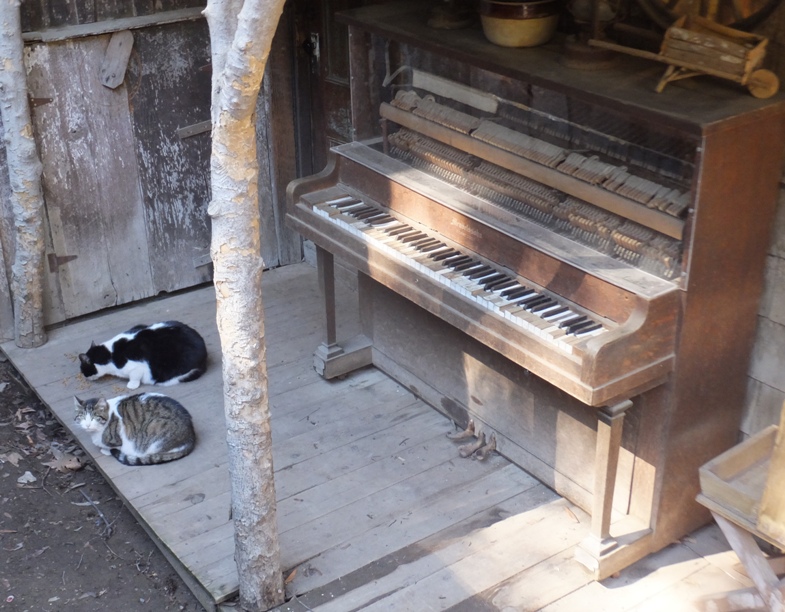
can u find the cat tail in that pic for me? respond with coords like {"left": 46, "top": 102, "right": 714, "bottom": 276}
{"left": 110, "top": 445, "right": 194, "bottom": 466}
{"left": 177, "top": 367, "right": 205, "bottom": 384}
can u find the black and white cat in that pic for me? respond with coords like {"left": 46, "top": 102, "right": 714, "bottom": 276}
{"left": 74, "top": 393, "right": 196, "bottom": 466}
{"left": 78, "top": 321, "right": 207, "bottom": 390}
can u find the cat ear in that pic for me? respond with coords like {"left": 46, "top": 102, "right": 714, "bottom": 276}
{"left": 90, "top": 341, "right": 97, "bottom": 348}
{"left": 73, "top": 396, "right": 83, "bottom": 408}
{"left": 79, "top": 353, "right": 91, "bottom": 365}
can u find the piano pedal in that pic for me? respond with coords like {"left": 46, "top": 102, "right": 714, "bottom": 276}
{"left": 459, "top": 432, "right": 486, "bottom": 458}
{"left": 447, "top": 419, "right": 475, "bottom": 441}
{"left": 472, "top": 433, "right": 497, "bottom": 461}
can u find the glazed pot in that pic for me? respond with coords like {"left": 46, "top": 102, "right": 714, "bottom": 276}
{"left": 479, "top": 0, "right": 561, "bottom": 47}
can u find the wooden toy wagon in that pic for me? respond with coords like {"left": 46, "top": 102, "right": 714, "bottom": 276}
{"left": 590, "top": 15, "right": 780, "bottom": 98}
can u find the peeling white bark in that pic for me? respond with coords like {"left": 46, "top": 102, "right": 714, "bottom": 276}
{"left": 0, "top": 0, "right": 47, "bottom": 347}
{"left": 205, "top": 0, "right": 286, "bottom": 609}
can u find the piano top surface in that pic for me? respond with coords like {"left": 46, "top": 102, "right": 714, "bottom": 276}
{"left": 337, "top": 2, "right": 785, "bottom": 136}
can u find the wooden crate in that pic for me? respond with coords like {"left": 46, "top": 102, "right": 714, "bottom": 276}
{"left": 661, "top": 15, "right": 766, "bottom": 80}
{"left": 698, "top": 425, "right": 776, "bottom": 528}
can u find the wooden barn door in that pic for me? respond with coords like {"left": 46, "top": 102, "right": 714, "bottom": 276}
{"left": 24, "top": 21, "right": 214, "bottom": 324}
{"left": 26, "top": 37, "right": 157, "bottom": 322}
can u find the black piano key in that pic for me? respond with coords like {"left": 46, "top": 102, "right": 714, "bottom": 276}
{"left": 561, "top": 315, "right": 587, "bottom": 330}
{"left": 574, "top": 322, "right": 603, "bottom": 335}
{"left": 502, "top": 286, "right": 534, "bottom": 300}
{"left": 487, "top": 279, "right": 518, "bottom": 292}
{"left": 368, "top": 215, "right": 397, "bottom": 226}
{"left": 334, "top": 198, "right": 364, "bottom": 209}
{"left": 467, "top": 266, "right": 495, "bottom": 279}
{"left": 517, "top": 293, "right": 546, "bottom": 307}
{"left": 568, "top": 319, "right": 596, "bottom": 334}
{"left": 400, "top": 232, "right": 429, "bottom": 243}
{"left": 432, "top": 249, "right": 461, "bottom": 262}
{"left": 388, "top": 225, "right": 415, "bottom": 237}
{"left": 393, "top": 230, "right": 422, "bottom": 241}
{"left": 445, "top": 255, "right": 473, "bottom": 268}
{"left": 482, "top": 274, "right": 512, "bottom": 290}
{"left": 530, "top": 299, "right": 558, "bottom": 313}
{"left": 345, "top": 205, "right": 376, "bottom": 217}
{"left": 356, "top": 210, "right": 386, "bottom": 220}
{"left": 542, "top": 306, "right": 570, "bottom": 320}
{"left": 442, "top": 254, "right": 471, "bottom": 267}
{"left": 522, "top": 296, "right": 551, "bottom": 310}
{"left": 419, "top": 241, "right": 447, "bottom": 253}
{"left": 412, "top": 237, "right": 440, "bottom": 249}
{"left": 452, "top": 259, "right": 482, "bottom": 272}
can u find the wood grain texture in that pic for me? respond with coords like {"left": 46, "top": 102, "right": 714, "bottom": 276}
{"left": 126, "top": 20, "right": 212, "bottom": 294}
{"left": 26, "top": 37, "right": 155, "bottom": 322}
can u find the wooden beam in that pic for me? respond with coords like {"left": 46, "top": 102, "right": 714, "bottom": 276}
{"left": 22, "top": 7, "right": 204, "bottom": 43}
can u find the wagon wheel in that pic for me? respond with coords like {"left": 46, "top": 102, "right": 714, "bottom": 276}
{"left": 746, "top": 69, "right": 780, "bottom": 98}
{"left": 634, "top": 0, "right": 783, "bottom": 30}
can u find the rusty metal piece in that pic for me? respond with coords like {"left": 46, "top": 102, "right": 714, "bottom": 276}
{"left": 473, "top": 433, "right": 497, "bottom": 461}
{"left": 459, "top": 432, "right": 486, "bottom": 458}
{"left": 447, "top": 419, "right": 475, "bottom": 441}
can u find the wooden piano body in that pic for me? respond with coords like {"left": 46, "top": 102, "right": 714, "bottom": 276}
{"left": 286, "top": 2, "right": 785, "bottom": 579}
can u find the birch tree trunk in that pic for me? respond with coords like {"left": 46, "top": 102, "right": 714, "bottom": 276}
{"left": 0, "top": 0, "right": 47, "bottom": 348}
{"left": 205, "top": 0, "right": 286, "bottom": 609}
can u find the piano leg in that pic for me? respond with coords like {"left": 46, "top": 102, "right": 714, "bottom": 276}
{"left": 313, "top": 246, "right": 372, "bottom": 379}
{"left": 575, "top": 399, "right": 634, "bottom": 578}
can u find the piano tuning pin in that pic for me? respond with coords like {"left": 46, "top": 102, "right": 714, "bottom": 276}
{"left": 459, "top": 432, "right": 486, "bottom": 458}
{"left": 447, "top": 419, "right": 475, "bottom": 441}
{"left": 473, "top": 433, "right": 497, "bottom": 461}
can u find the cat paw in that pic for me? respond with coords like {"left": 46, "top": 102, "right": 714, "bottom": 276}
{"left": 127, "top": 380, "right": 141, "bottom": 390}
{"left": 100, "top": 449, "right": 112, "bottom": 456}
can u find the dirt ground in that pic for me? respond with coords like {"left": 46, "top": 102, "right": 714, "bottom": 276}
{"left": 0, "top": 356, "right": 206, "bottom": 611}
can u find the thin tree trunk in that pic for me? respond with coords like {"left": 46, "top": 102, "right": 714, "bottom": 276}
{"left": 0, "top": 0, "right": 47, "bottom": 348}
{"left": 205, "top": 0, "right": 286, "bottom": 609}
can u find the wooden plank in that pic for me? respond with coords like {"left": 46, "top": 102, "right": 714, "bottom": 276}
{"left": 275, "top": 412, "right": 454, "bottom": 519}
{"left": 100, "top": 30, "right": 134, "bottom": 89}
{"left": 128, "top": 21, "right": 213, "bottom": 295}
{"left": 22, "top": 7, "right": 206, "bottom": 42}
{"left": 341, "top": 499, "right": 587, "bottom": 612}
{"left": 758, "top": 404, "right": 785, "bottom": 541}
{"left": 667, "top": 26, "right": 752, "bottom": 59}
{"left": 283, "top": 463, "right": 537, "bottom": 597}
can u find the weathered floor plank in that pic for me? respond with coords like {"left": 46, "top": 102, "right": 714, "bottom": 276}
{"left": 1, "top": 262, "right": 760, "bottom": 612}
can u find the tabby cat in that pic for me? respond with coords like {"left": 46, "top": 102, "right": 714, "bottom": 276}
{"left": 73, "top": 393, "right": 196, "bottom": 466}
{"left": 78, "top": 321, "right": 207, "bottom": 390}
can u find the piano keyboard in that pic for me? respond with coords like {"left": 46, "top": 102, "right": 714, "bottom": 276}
{"left": 313, "top": 194, "right": 608, "bottom": 355}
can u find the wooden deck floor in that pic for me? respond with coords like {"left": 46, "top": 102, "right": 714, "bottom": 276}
{"left": 2, "top": 263, "right": 758, "bottom": 611}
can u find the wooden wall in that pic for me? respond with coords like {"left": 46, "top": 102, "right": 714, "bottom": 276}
{"left": 0, "top": 0, "right": 301, "bottom": 332}
{"left": 741, "top": 3, "right": 785, "bottom": 436}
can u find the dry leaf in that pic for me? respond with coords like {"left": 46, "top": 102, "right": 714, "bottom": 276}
{"left": 16, "top": 471, "right": 36, "bottom": 484}
{"left": 0, "top": 452, "right": 22, "bottom": 467}
{"left": 41, "top": 451, "right": 83, "bottom": 473}
{"left": 284, "top": 569, "right": 297, "bottom": 584}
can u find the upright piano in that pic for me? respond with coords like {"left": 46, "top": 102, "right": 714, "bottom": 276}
{"left": 286, "top": 2, "right": 785, "bottom": 578}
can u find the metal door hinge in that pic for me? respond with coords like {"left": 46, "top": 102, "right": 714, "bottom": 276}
{"left": 48, "top": 253, "right": 77, "bottom": 272}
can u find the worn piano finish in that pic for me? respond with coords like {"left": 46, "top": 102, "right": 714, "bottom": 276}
{"left": 286, "top": 2, "right": 785, "bottom": 579}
